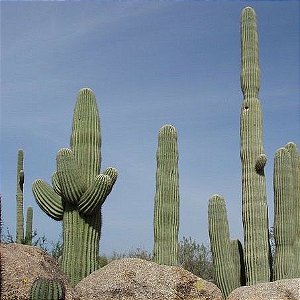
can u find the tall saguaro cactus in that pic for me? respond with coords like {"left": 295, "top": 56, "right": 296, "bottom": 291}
{"left": 285, "top": 142, "right": 300, "bottom": 277}
{"left": 208, "top": 195, "right": 240, "bottom": 298}
{"left": 16, "top": 149, "right": 33, "bottom": 245}
{"left": 153, "top": 124, "right": 179, "bottom": 266}
{"left": 273, "top": 147, "right": 295, "bottom": 280}
{"left": 32, "top": 88, "right": 117, "bottom": 286}
{"left": 16, "top": 149, "right": 24, "bottom": 243}
{"left": 240, "top": 7, "right": 271, "bottom": 284}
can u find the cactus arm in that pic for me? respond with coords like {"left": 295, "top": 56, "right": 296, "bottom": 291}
{"left": 32, "top": 180, "right": 63, "bottom": 221}
{"left": 103, "top": 167, "right": 118, "bottom": 197}
{"left": 78, "top": 174, "right": 111, "bottom": 215}
{"left": 56, "top": 148, "right": 85, "bottom": 204}
{"left": 52, "top": 172, "right": 62, "bottom": 196}
{"left": 255, "top": 153, "right": 267, "bottom": 173}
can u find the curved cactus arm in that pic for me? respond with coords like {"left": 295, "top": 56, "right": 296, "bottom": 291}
{"left": 52, "top": 172, "right": 62, "bottom": 196}
{"left": 56, "top": 148, "right": 85, "bottom": 204}
{"left": 255, "top": 153, "right": 267, "bottom": 173}
{"left": 103, "top": 167, "right": 118, "bottom": 197}
{"left": 78, "top": 174, "right": 111, "bottom": 215}
{"left": 32, "top": 180, "right": 64, "bottom": 221}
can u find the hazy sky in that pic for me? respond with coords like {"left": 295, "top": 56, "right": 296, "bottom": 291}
{"left": 1, "top": 1, "right": 299, "bottom": 255}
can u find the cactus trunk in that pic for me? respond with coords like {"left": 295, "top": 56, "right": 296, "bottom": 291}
{"left": 240, "top": 7, "right": 271, "bottom": 285}
{"left": 153, "top": 124, "right": 179, "bottom": 266}
{"left": 273, "top": 147, "right": 296, "bottom": 280}
{"left": 25, "top": 207, "right": 33, "bottom": 245}
{"left": 33, "top": 88, "right": 117, "bottom": 286}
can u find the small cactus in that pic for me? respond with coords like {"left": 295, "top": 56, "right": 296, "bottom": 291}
{"left": 29, "top": 278, "right": 65, "bottom": 300}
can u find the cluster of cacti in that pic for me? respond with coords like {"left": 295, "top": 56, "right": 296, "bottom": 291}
{"left": 208, "top": 6, "right": 299, "bottom": 294}
{"left": 16, "top": 149, "right": 33, "bottom": 245}
{"left": 208, "top": 195, "right": 240, "bottom": 298}
{"left": 153, "top": 124, "right": 180, "bottom": 266}
{"left": 32, "top": 88, "right": 117, "bottom": 286}
{"left": 29, "top": 278, "right": 65, "bottom": 300}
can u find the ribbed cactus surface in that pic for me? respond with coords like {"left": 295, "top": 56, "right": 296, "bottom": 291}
{"left": 230, "top": 239, "right": 246, "bottom": 286}
{"left": 240, "top": 7, "right": 271, "bottom": 285}
{"left": 208, "top": 195, "right": 240, "bottom": 298}
{"left": 29, "top": 278, "right": 65, "bottom": 300}
{"left": 273, "top": 147, "right": 295, "bottom": 280}
{"left": 16, "top": 149, "right": 24, "bottom": 243}
{"left": 153, "top": 124, "right": 179, "bottom": 266}
{"left": 25, "top": 207, "right": 33, "bottom": 244}
{"left": 32, "top": 88, "right": 117, "bottom": 286}
{"left": 285, "top": 142, "right": 300, "bottom": 277}
{"left": 16, "top": 149, "right": 33, "bottom": 245}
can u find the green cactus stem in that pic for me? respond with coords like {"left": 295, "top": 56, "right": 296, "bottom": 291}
{"left": 16, "top": 149, "right": 24, "bottom": 243}
{"left": 240, "top": 7, "right": 271, "bottom": 285}
{"left": 15, "top": 149, "right": 34, "bottom": 245}
{"left": 230, "top": 239, "right": 246, "bottom": 286}
{"left": 273, "top": 147, "right": 295, "bottom": 280}
{"left": 29, "top": 278, "right": 65, "bottom": 300}
{"left": 208, "top": 195, "right": 240, "bottom": 298}
{"left": 153, "top": 124, "right": 179, "bottom": 266}
{"left": 32, "top": 88, "right": 117, "bottom": 286}
{"left": 25, "top": 207, "right": 33, "bottom": 245}
{"left": 285, "top": 142, "right": 300, "bottom": 277}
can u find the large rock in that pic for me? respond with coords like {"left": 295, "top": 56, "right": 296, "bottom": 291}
{"left": 0, "top": 243, "right": 78, "bottom": 300}
{"left": 75, "top": 257, "right": 223, "bottom": 300}
{"left": 227, "top": 278, "right": 300, "bottom": 300}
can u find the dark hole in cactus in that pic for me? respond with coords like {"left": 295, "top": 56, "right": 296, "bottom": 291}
{"left": 244, "top": 106, "right": 249, "bottom": 110}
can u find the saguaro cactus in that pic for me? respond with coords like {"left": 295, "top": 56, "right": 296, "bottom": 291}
{"left": 230, "top": 239, "right": 246, "bottom": 286}
{"left": 208, "top": 195, "right": 240, "bottom": 298}
{"left": 29, "top": 278, "right": 65, "bottom": 300}
{"left": 240, "top": 7, "right": 271, "bottom": 284}
{"left": 16, "top": 149, "right": 24, "bottom": 243}
{"left": 273, "top": 147, "right": 295, "bottom": 280}
{"left": 285, "top": 142, "right": 300, "bottom": 276}
{"left": 16, "top": 149, "right": 33, "bottom": 245}
{"left": 32, "top": 88, "right": 117, "bottom": 286}
{"left": 153, "top": 124, "right": 179, "bottom": 266}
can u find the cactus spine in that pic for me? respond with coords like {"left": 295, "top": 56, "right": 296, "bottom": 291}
{"left": 240, "top": 7, "right": 271, "bottom": 284}
{"left": 153, "top": 124, "right": 179, "bottom": 266}
{"left": 16, "top": 149, "right": 33, "bottom": 245}
{"left": 29, "top": 278, "right": 65, "bottom": 300}
{"left": 32, "top": 88, "right": 117, "bottom": 286}
{"left": 208, "top": 195, "right": 240, "bottom": 298}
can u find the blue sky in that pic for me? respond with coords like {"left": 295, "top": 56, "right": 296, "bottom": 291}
{"left": 1, "top": 1, "right": 299, "bottom": 255}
